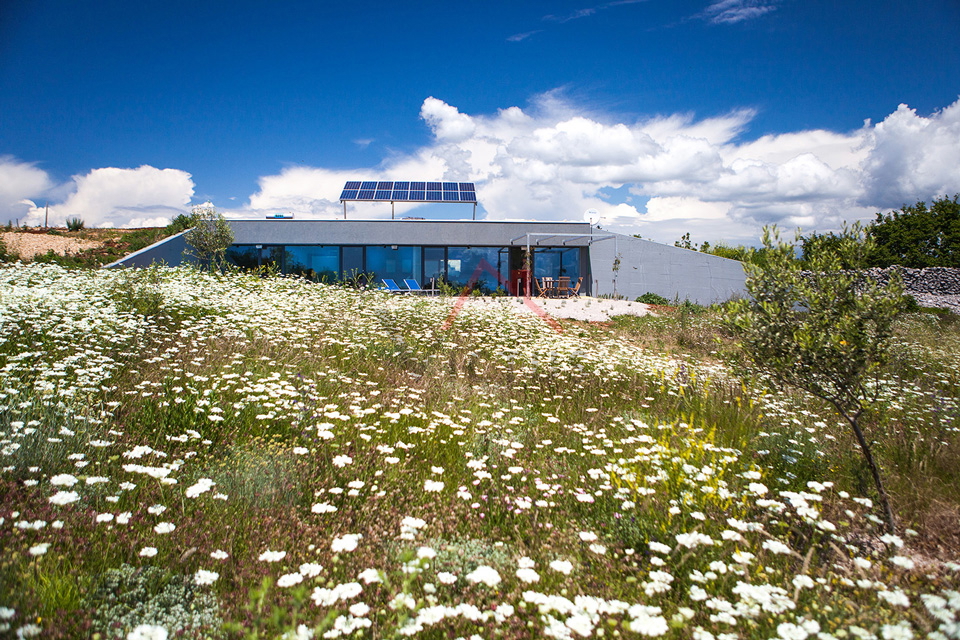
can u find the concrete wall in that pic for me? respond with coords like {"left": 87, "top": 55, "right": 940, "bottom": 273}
{"left": 103, "top": 232, "right": 193, "bottom": 269}
{"left": 588, "top": 233, "right": 747, "bottom": 305}
{"left": 229, "top": 219, "right": 593, "bottom": 247}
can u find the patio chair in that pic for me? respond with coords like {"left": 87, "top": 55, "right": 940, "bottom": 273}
{"left": 557, "top": 276, "right": 571, "bottom": 297}
{"left": 568, "top": 277, "right": 583, "bottom": 298}
{"left": 403, "top": 278, "right": 433, "bottom": 295}
{"left": 535, "top": 277, "right": 551, "bottom": 298}
{"left": 381, "top": 278, "right": 408, "bottom": 293}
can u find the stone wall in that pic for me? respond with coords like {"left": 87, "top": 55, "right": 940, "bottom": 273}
{"left": 860, "top": 266, "right": 960, "bottom": 295}
{"left": 798, "top": 266, "right": 960, "bottom": 314}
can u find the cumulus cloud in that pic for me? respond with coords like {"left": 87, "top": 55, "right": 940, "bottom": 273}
{"left": 858, "top": 100, "right": 960, "bottom": 208}
{"left": 14, "top": 93, "right": 960, "bottom": 246}
{"left": 233, "top": 94, "right": 960, "bottom": 244}
{"left": 0, "top": 156, "right": 54, "bottom": 223}
{"left": 21, "top": 166, "right": 194, "bottom": 228}
{"left": 420, "top": 98, "right": 477, "bottom": 142}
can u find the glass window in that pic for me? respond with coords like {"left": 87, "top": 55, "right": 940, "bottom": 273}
{"left": 423, "top": 247, "right": 446, "bottom": 288}
{"left": 365, "top": 246, "right": 422, "bottom": 285}
{"left": 226, "top": 245, "right": 282, "bottom": 270}
{"left": 286, "top": 246, "right": 339, "bottom": 282}
{"left": 447, "top": 247, "right": 510, "bottom": 294}
{"left": 533, "top": 247, "right": 580, "bottom": 281}
{"left": 341, "top": 246, "right": 364, "bottom": 279}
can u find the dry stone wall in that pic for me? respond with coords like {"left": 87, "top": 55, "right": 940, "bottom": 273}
{"left": 861, "top": 266, "right": 960, "bottom": 295}
{"left": 798, "top": 266, "right": 960, "bottom": 314}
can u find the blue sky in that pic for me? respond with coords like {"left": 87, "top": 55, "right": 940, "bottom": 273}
{"left": 2, "top": 0, "right": 959, "bottom": 243}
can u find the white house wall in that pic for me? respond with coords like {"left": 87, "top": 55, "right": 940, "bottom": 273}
{"left": 588, "top": 233, "right": 746, "bottom": 305}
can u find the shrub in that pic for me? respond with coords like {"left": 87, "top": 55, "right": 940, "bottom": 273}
{"left": 724, "top": 224, "right": 908, "bottom": 532}
{"left": 636, "top": 292, "right": 670, "bottom": 306}
{"left": 166, "top": 213, "right": 197, "bottom": 235}
{"left": 183, "top": 205, "right": 234, "bottom": 271}
{"left": 65, "top": 217, "right": 85, "bottom": 232}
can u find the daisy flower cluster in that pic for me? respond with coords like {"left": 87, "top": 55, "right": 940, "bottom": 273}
{"left": 0, "top": 262, "right": 957, "bottom": 639}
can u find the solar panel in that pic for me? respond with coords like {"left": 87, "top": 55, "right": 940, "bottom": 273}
{"left": 340, "top": 180, "right": 477, "bottom": 205}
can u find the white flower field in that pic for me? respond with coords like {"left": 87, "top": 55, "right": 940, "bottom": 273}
{"left": 1, "top": 263, "right": 958, "bottom": 639}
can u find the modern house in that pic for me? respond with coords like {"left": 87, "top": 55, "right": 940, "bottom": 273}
{"left": 108, "top": 218, "right": 747, "bottom": 304}
{"left": 108, "top": 178, "right": 745, "bottom": 303}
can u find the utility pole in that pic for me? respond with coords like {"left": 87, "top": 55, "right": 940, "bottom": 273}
{"left": 44, "top": 203, "right": 49, "bottom": 228}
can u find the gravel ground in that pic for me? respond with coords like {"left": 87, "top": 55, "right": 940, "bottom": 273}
{"left": 457, "top": 296, "right": 654, "bottom": 322}
{"left": 1, "top": 232, "right": 101, "bottom": 259}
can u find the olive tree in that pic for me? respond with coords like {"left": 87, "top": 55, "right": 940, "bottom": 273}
{"left": 183, "top": 204, "right": 234, "bottom": 270}
{"left": 724, "top": 224, "right": 907, "bottom": 533}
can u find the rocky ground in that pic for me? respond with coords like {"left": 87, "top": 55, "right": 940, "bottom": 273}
{"left": 1, "top": 231, "right": 103, "bottom": 259}
{"left": 457, "top": 295, "right": 655, "bottom": 321}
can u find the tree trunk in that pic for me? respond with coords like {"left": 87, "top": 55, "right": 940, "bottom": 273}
{"left": 844, "top": 412, "right": 897, "bottom": 534}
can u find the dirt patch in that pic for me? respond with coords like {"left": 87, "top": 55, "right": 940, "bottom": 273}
{"left": 1, "top": 231, "right": 104, "bottom": 260}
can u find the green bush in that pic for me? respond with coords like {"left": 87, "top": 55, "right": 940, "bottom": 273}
{"left": 724, "top": 224, "right": 908, "bottom": 532}
{"left": 65, "top": 217, "right": 85, "bottom": 231}
{"left": 636, "top": 292, "right": 670, "bottom": 305}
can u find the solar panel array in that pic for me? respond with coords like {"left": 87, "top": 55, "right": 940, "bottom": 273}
{"left": 340, "top": 181, "right": 477, "bottom": 203}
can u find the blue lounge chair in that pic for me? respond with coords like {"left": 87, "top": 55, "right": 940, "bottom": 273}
{"left": 382, "top": 278, "right": 407, "bottom": 293}
{"left": 403, "top": 278, "right": 433, "bottom": 295}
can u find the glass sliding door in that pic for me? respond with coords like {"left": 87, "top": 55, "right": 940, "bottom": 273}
{"left": 286, "top": 246, "right": 339, "bottom": 282}
{"left": 423, "top": 247, "right": 446, "bottom": 289}
{"left": 533, "top": 247, "right": 580, "bottom": 281}
{"left": 365, "top": 246, "right": 422, "bottom": 285}
{"left": 447, "top": 247, "right": 509, "bottom": 294}
{"left": 226, "top": 245, "right": 283, "bottom": 270}
{"left": 341, "top": 246, "right": 364, "bottom": 280}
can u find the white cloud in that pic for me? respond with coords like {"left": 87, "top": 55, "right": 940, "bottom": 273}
{"left": 23, "top": 166, "right": 195, "bottom": 228}
{"left": 700, "top": 0, "right": 778, "bottom": 24}
{"left": 420, "top": 97, "right": 477, "bottom": 143}
{"left": 858, "top": 100, "right": 960, "bottom": 208}
{"left": 0, "top": 156, "right": 54, "bottom": 223}
{"left": 13, "top": 94, "right": 960, "bottom": 247}
{"left": 236, "top": 94, "right": 960, "bottom": 244}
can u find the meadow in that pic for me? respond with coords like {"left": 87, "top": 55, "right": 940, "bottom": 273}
{"left": 0, "top": 262, "right": 958, "bottom": 640}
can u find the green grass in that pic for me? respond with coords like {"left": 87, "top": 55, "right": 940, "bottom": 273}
{"left": 0, "top": 263, "right": 958, "bottom": 639}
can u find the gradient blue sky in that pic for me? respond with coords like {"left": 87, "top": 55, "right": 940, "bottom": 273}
{"left": 2, "top": 0, "right": 959, "bottom": 243}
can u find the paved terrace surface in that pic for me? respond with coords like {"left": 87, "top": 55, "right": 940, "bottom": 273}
{"left": 457, "top": 296, "right": 654, "bottom": 322}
